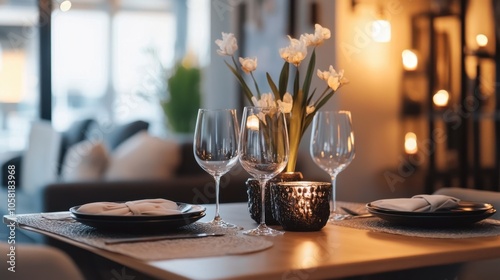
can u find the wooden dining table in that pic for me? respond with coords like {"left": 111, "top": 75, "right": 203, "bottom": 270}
{"left": 6, "top": 202, "right": 500, "bottom": 280}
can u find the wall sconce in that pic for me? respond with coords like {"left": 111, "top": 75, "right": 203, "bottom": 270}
{"left": 60, "top": 0, "right": 72, "bottom": 12}
{"left": 402, "top": 49, "right": 418, "bottom": 71}
{"left": 433, "top": 89, "right": 450, "bottom": 107}
{"left": 476, "top": 34, "right": 488, "bottom": 48}
{"left": 404, "top": 132, "right": 418, "bottom": 155}
{"left": 351, "top": 0, "right": 391, "bottom": 43}
{"left": 370, "top": 18, "right": 391, "bottom": 43}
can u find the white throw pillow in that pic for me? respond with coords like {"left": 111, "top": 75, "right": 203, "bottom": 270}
{"left": 60, "top": 140, "right": 109, "bottom": 182}
{"left": 104, "top": 131, "right": 181, "bottom": 181}
{"left": 22, "top": 121, "right": 62, "bottom": 194}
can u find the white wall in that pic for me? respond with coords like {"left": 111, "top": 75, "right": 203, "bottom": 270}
{"left": 204, "top": 0, "right": 239, "bottom": 110}
{"left": 297, "top": 0, "right": 430, "bottom": 202}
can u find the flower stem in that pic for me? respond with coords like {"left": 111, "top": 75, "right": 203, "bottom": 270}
{"left": 250, "top": 72, "right": 261, "bottom": 98}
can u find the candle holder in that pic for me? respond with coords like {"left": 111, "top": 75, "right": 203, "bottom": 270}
{"left": 246, "top": 172, "right": 303, "bottom": 225}
{"left": 271, "top": 181, "right": 331, "bottom": 231}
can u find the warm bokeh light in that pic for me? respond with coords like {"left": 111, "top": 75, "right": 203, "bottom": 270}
{"left": 246, "top": 115, "right": 260, "bottom": 130}
{"left": 60, "top": 0, "right": 72, "bottom": 12}
{"left": 402, "top": 49, "right": 418, "bottom": 71}
{"left": 476, "top": 34, "right": 488, "bottom": 47}
{"left": 370, "top": 20, "right": 391, "bottom": 43}
{"left": 433, "top": 89, "right": 450, "bottom": 107}
{"left": 0, "top": 51, "right": 25, "bottom": 103}
{"left": 404, "top": 132, "right": 418, "bottom": 155}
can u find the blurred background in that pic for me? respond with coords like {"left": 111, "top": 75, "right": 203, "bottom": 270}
{"left": 0, "top": 0, "right": 498, "bottom": 202}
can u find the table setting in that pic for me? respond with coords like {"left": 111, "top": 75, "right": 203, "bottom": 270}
{"left": 331, "top": 198, "right": 500, "bottom": 239}
{"left": 4, "top": 23, "right": 500, "bottom": 277}
{"left": 7, "top": 199, "right": 274, "bottom": 262}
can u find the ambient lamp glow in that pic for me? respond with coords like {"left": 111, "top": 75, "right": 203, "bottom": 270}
{"left": 370, "top": 19, "right": 391, "bottom": 43}
{"left": 60, "top": 0, "right": 72, "bottom": 12}
{"left": 433, "top": 89, "right": 450, "bottom": 107}
{"left": 404, "top": 132, "right": 418, "bottom": 155}
{"left": 246, "top": 115, "right": 260, "bottom": 131}
{"left": 402, "top": 50, "right": 418, "bottom": 71}
{"left": 476, "top": 34, "right": 488, "bottom": 48}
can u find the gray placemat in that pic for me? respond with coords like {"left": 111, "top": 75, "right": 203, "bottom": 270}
{"left": 335, "top": 201, "right": 500, "bottom": 239}
{"left": 14, "top": 214, "right": 273, "bottom": 261}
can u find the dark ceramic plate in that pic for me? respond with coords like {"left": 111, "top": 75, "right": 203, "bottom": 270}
{"left": 366, "top": 202, "right": 496, "bottom": 228}
{"left": 366, "top": 201, "right": 494, "bottom": 216}
{"left": 69, "top": 203, "right": 206, "bottom": 231}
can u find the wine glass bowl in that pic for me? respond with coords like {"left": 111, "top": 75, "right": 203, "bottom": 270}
{"left": 193, "top": 109, "right": 240, "bottom": 228}
{"left": 238, "top": 106, "right": 289, "bottom": 236}
{"left": 310, "top": 110, "right": 355, "bottom": 221}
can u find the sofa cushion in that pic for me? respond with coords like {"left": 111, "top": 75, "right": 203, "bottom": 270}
{"left": 105, "top": 120, "right": 150, "bottom": 150}
{"left": 57, "top": 119, "right": 96, "bottom": 174}
{"left": 22, "top": 121, "right": 62, "bottom": 194}
{"left": 59, "top": 140, "right": 109, "bottom": 182}
{"left": 104, "top": 132, "right": 181, "bottom": 181}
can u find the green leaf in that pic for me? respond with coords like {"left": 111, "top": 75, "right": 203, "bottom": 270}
{"left": 278, "top": 62, "right": 290, "bottom": 98}
{"left": 224, "top": 60, "right": 254, "bottom": 103}
{"left": 250, "top": 72, "right": 262, "bottom": 97}
{"left": 266, "top": 73, "right": 280, "bottom": 101}
{"left": 313, "top": 87, "right": 331, "bottom": 107}
{"left": 302, "top": 49, "right": 316, "bottom": 100}
{"left": 306, "top": 88, "right": 317, "bottom": 105}
{"left": 315, "top": 89, "right": 335, "bottom": 110}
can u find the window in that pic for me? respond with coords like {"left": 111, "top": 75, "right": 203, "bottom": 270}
{"left": 51, "top": 0, "right": 210, "bottom": 133}
{"left": 0, "top": 0, "right": 210, "bottom": 153}
{"left": 0, "top": 1, "right": 39, "bottom": 153}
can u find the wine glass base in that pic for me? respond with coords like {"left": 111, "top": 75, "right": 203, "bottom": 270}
{"left": 328, "top": 213, "right": 350, "bottom": 222}
{"left": 243, "top": 224, "right": 284, "bottom": 236}
{"left": 205, "top": 219, "right": 242, "bottom": 230}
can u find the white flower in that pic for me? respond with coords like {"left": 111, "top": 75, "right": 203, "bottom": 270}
{"left": 251, "top": 93, "right": 277, "bottom": 125}
{"left": 316, "top": 69, "right": 330, "bottom": 81}
{"left": 317, "top": 66, "right": 348, "bottom": 91}
{"left": 239, "top": 57, "right": 257, "bottom": 74}
{"left": 251, "top": 93, "right": 277, "bottom": 108}
{"left": 303, "top": 24, "right": 331, "bottom": 46}
{"left": 215, "top": 32, "right": 238, "bottom": 56}
{"left": 277, "top": 92, "right": 293, "bottom": 113}
{"left": 279, "top": 36, "right": 308, "bottom": 66}
{"left": 306, "top": 105, "right": 315, "bottom": 115}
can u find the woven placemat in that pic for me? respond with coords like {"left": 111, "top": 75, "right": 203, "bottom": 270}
{"left": 334, "top": 201, "right": 500, "bottom": 239}
{"left": 15, "top": 214, "right": 273, "bottom": 261}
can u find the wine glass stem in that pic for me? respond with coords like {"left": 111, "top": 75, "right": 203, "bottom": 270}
{"left": 330, "top": 175, "right": 337, "bottom": 215}
{"left": 259, "top": 179, "right": 269, "bottom": 227}
{"left": 214, "top": 175, "right": 222, "bottom": 222}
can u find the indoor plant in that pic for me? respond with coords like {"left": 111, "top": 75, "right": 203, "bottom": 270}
{"left": 139, "top": 50, "right": 201, "bottom": 136}
{"left": 161, "top": 60, "right": 201, "bottom": 134}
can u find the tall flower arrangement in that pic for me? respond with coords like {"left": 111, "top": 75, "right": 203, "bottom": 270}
{"left": 216, "top": 24, "right": 349, "bottom": 172}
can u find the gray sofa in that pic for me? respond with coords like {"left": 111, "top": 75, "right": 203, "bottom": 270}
{"left": 41, "top": 142, "right": 250, "bottom": 213}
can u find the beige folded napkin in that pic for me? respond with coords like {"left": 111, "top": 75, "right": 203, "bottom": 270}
{"left": 76, "top": 198, "right": 181, "bottom": 216}
{"left": 370, "top": 194, "right": 460, "bottom": 212}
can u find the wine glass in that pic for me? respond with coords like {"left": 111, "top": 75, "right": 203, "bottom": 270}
{"left": 310, "top": 110, "right": 355, "bottom": 221}
{"left": 193, "top": 109, "right": 240, "bottom": 228}
{"left": 238, "top": 106, "right": 289, "bottom": 236}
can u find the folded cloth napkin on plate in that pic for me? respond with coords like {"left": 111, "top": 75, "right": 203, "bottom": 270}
{"left": 370, "top": 194, "right": 460, "bottom": 212}
{"left": 76, "top": 198, "right": 181, "bottom": 216}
